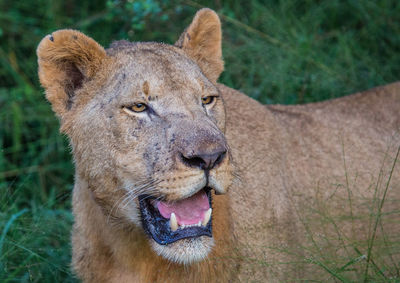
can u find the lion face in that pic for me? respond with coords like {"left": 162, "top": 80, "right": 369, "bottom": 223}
{"left": 75, "top": 45, "right": 233, "bottom": 263}
{"left": 37, "top": 10, "right": 233, "bottom": 264}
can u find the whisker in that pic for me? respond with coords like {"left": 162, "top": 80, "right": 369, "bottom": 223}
{"left": 107, "top": 178, "right": 161, "bottom": 223}
{"left": 118, "top": 179, "right": 162, "bottom": 212}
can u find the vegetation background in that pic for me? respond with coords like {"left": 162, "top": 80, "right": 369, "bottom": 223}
{"left": 0, "top": 0, "right": 399, "bottom": 282}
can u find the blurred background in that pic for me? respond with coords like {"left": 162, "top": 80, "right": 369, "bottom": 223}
{"left": 0, "top": 0, "right": 399, "bottom": 281}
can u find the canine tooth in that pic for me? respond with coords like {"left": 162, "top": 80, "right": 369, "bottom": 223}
{"left": 170, "top": 213, "right": 178, "bottom": 232}
{"left": 202, "top": 208, "right": 212, "bottom": 226}
{"left": 198, "top": 221, "right": 201, "bottom": 226}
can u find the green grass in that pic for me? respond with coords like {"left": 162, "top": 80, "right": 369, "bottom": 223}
{"left": 0, "top": 0, "right": 399, "bottom": 281}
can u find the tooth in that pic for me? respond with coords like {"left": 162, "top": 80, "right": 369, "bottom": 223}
{"left": 202, "top": 208, "right": 212, "bottom": 226}
{"left": 198, "top": 221, "right": 201, "bottom": 226}
{"left": 170, "top": 213, "right": 178, "bottom": 232}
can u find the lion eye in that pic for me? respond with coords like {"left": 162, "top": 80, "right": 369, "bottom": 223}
{"left": 201, "top": 96, "right": 216, "bottom": 106}
{"left": 124, "top": 103, "right": 147, "bottom": 113}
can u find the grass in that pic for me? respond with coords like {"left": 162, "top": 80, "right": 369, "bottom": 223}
{"left": 298, "top": 145, "right": 400, "bottom": 282}
{"left": 0, "top": 0, "right": 399, "bottom": 281}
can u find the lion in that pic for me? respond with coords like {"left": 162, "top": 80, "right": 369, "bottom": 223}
{"left": 37, "top": 8, "right": 400, "bottom": 282}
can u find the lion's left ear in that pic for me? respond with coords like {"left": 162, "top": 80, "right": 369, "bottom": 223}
{"left": 175, "top": 8, "right": 223, "bottom": 83}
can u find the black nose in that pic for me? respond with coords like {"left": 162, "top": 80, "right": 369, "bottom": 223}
{"left": 180, "top": 149, "right": 227, "bottom": 170}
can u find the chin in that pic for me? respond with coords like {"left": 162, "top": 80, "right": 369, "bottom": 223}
{"left": 150, "top": 236, "right": 214, "bottom": 264}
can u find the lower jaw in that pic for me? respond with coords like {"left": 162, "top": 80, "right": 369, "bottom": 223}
{"left": 150, "top": 235, "right": 215, "bottom": 264}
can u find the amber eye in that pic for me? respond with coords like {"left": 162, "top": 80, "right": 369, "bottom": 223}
{"left": 201, "top": 96, "right": 216, "bottom": 106}
{"left": 124, "top": 103, "right": 147, "bottom": 114}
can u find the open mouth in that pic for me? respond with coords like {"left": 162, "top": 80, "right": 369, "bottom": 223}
{"left": 138, "top": 188, "right": 212, "bottom": 245}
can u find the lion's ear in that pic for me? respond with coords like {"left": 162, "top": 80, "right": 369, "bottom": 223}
{"left": 37, "top": 29, "right": 106, "bottom": 118}
{"left": 175, "top": 8, "right": 223, "bottom": 83}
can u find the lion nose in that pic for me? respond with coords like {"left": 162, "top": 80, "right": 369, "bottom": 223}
{"left": 180, "top": 149, "right": 227, "bottom": 170}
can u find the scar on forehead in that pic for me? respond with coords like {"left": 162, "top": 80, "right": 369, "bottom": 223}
{"left": 197, "top": 78, "right": 205, "bottom": 91}
{"left": 142, "top": 81, "right": 150, "bottom": 96}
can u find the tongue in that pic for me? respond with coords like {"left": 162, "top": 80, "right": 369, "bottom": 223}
{"left": 157, "top": 190, "right": 210, "bottom": 225}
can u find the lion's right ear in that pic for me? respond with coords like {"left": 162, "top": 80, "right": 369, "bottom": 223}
{"left": 37, "top": 29, "right": 106, "bottom": 118}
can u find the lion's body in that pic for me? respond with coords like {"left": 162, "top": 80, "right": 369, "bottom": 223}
{"left": 37, "top": 8, "right": 400, "bottom": 282}
{"left": 223, "top": 83, "right": 400, "bottom": 280}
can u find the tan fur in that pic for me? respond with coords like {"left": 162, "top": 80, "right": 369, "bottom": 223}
{"left": 175, "top": 9, "right": 224, "bottom": 82}
{"left": 37, "top": 8, "right": 400, "bottom": 282}
{"left": 37, "top": 29, "right": 107, "bottom": 119}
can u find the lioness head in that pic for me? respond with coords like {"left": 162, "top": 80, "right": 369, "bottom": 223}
{"left": 37, "top": 9, "right": 233, "bottom": 264}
